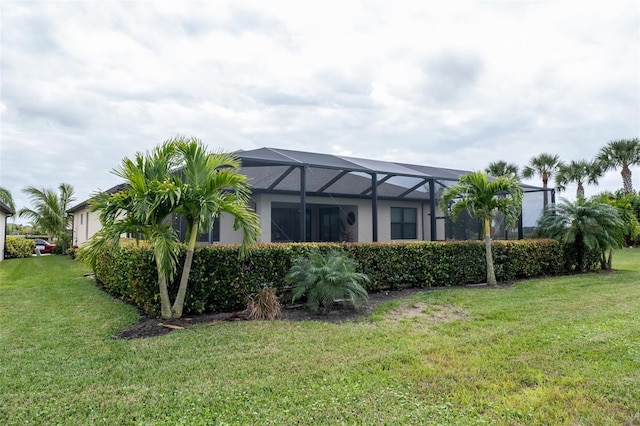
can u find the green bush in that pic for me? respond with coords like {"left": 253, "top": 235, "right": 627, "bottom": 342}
{"left": 90, "top": 239, "right": 584, "bottom": 317}
{"left": 287, "top": 249, "right": 369, "bottom": 313}
{"left": 5, "top": 237, "right": 35, "bottom": 258}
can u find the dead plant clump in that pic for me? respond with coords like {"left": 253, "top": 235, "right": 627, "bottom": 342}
{"left": 246, "top": 287, "right": 282, "bottom": 320}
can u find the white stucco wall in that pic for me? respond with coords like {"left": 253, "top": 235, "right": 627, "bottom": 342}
{"left": 0, "top": 212, "right": 7, "bottom": 262}
{"left": 71, "top": 208, "right": 103, "bottom": 246}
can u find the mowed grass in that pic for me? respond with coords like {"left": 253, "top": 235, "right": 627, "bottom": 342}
{"left": 1, "top": 252, "right": 639, "bottom": 425}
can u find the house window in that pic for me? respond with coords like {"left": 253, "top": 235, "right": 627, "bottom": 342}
{"left": 80, "top": 213, "right": 83, "bottom": 225}
{"left": 271, "top": 207, "right": 311, "bottom": 242}
{"left": 197, "top": 216, "right": 221, "bottom": 243}
{"left": 391, "top": 207, "right": 417, "bottom": 239}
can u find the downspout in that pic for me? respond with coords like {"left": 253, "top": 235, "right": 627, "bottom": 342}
{"left": 371, "top": 173, "right": 378, "bottom": 242}
{"left": 300, "top": 165, "right": 307, "bottom": 242}
{"left": 429, "top": 178, "right": 437, "bottom": 241}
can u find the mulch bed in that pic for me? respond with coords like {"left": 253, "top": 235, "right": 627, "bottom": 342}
{"left": 113, "top": 287, "right": 435, "bottom": 340}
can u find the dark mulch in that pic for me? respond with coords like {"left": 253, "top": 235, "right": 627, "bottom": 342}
{"left": 113, "top": 287, "right": 434, "bottom": 340}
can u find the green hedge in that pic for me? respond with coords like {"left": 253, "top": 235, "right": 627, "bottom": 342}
{"left": 5, "top": 237, "right": 35, "bottom": 258}
{"left": 91, "top": 239, "right": 591, "bottom": 317}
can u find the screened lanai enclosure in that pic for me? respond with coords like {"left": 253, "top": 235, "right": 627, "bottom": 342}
{"left": 227, "top": 147, "right": 552, "bottom": 244}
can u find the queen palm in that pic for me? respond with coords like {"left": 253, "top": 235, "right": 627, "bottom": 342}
{"left": 81, "top": 141, "right": 183, "bottom": 318}
{"left": 596, "top": 138, "right": 640, "bottom": 193}
{"left": 522, "top": 153, "right": 563, "bottom": 209}
{"left": 439, "top": 171, "right": 523, "bottom": 286}
{"left": 485, "top": 160, "right": 519, "bottom": 179}
{"left": 18, "top": 183, "right": 75, "bottom": 251}
{"left": 556, "top": 160, "right": 602, "bottom": 198}
{"left": 170, "top": 137, "right": 260, "bottom": 318}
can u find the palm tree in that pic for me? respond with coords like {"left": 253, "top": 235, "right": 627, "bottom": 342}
{"left": 485, "top": 160, "right": 519, "bottom": 179}
{"left": 81, "top": 141, "right": 183, "bottom": 318}
{"left": 18, "top": 183, "right": 75, "bottom": 251}
{"left": 0, "top": 186, "right": 16, "bottom": 213}
{"left": 556, "top": 160, "right": 602, "bottom": 198}
{"left": 170, "top": 137, "right": 260, "bottom": 318}
{"left": 537, "top": 198, "right": 625, "bottom": 271}
{"left": 485, "top": 161, "right": 520, "bottom": 238}
{"left": 522, "top": 153, "right": 563, "bottom": 209}
{"left": 439, "top": 171, "right": 523, "bottom": 286}
{"left": 596, "top": 138, "right": 640, "bottom": 193}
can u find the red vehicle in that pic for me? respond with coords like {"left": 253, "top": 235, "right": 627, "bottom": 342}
{"left": 34, "top": 239, "right": 56, "bottom": 254}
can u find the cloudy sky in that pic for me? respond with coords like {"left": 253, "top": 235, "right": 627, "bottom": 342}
{"left": 1, "top": 1, "right": 638, "bottom": 219}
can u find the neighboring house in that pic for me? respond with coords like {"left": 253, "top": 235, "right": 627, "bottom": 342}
{"left": 1, "top": 200, "right": 15, "bottom": 261}
{"left": 68, "top": 147, "right": 550, "bottom": 246}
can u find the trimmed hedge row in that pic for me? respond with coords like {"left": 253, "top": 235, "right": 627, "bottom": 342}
{"left": 92, "top": 239, "right": 597, "bottom": 317}
{"left": 5, "top": 237, "right": 35, "bottom": 258}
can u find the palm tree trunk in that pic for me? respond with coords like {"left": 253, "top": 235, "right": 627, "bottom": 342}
{"left": 577, "top": 182, "right": 585, "bottom": 199}
{"left": 484, "top": 218, "right": 497, "bottom": 286}
{"left": 172, "top": 221, "right": 199, "bottom": 318}
{"left": 621, "top": 166, "right": 633, "bottom": 193}
{"left": 542, "top": 175, "right": 549, "bottom": 209}
{"left": 156, "top": 256, "right": 173, "bottom": 319}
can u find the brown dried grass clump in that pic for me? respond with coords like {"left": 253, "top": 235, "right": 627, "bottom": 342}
{"left": 246, "top": 287, "right": 282, "bottom": 320}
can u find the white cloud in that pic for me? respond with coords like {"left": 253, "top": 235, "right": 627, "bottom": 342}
{"left": 1, "top": 0, "right": 638, "bottom": 219}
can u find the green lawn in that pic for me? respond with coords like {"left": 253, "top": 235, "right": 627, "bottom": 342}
{"left": 1, "top": 252, "right": 639, "bottom": 425}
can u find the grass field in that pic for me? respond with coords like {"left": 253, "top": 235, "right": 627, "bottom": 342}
{"left": 1, "top": 251, "right": 639, "bottom": 425}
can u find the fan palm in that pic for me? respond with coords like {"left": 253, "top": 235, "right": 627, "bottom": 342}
{"left": 485, "top": 160, "right": 519, "bottom": 179}
{"left": 439, "top": 171, "right": 523, "bottom": 286}
{"left": 18, "top": 183, "right": 75, "bottom": 251}
{"left": 170, "top": 137, "right": 260, "bottom": 318}
{"left": 556, "top": 160, "right": 602, "bottom": 198}
{"left": 537, "top": 198, "right": 625, "bottom": 271}
{"left": 596, "top": 138, "right": 640, "bottom": 193}
{"left": 522, "top": 153, "right": 563, "bottom": 208}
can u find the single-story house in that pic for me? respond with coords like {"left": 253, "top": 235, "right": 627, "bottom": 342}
{"left": 1, "top": 200, "right": 15, "bottom": 261}
{"left": 68, "top": 147, "right": 551, "bottom": 246}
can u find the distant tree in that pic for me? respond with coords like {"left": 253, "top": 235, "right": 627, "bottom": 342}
{"left": 18, "top": 183, "right": 75, "bottom": 251}
{"left": 485, "top": 161, "right": 520, "bottom": 179}
{"left": 522, "top": 153, "right": 563, "bottom": 209}
{"left": 439, "top": 171, "right": 523, "bottom": 286}
{"left": 537, "top": 198, "right": 625, "bottom": 271}
{"left": 556, "top": 160, "right": 602, "bottom": 198}
{"left": 596, "top": 138, "right": 640, "bottom": 193}
{"left": 0, "top": 186, "right": 16, "bottom": 212}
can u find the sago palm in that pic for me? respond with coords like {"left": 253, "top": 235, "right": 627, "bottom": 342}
{"left": 439, "top": 171, "right": 523, "bottom": 286}
{"left": 596, "top": 138, "right": 640, "bottom": 194}
{"left": 287, "top": 249, "right": 369, "bottom": 313}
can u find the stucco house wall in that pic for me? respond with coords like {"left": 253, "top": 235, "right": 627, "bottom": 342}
{"left": 0, "top": 201, "right": 15, "bottom": 261}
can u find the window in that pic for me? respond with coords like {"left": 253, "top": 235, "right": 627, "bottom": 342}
{"left": 271, "top": 207, "right": 311, "bottom": 242}
{"left": 80, "top": 213, "right": 83, "bottom": 225}
{"left": 197, "top": 216, "right": 221, "bottom": 243}
{"left": 391, "top": 207, "right": 417, "bottom": 239}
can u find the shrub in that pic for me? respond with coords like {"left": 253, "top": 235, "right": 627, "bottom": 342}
{"left": 5, "top": 237, "right": 35, "bottom": 258}
{"left": 287, "top": 249, "right": 369, "bottom": 313}
{"left": 246, "top": 286, "right": 282, "bottom": 320}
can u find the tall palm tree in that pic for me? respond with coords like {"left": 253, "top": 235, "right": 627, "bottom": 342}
{"left": 522, "top": 153, "right": 563, "bottom": 209}
{"left": 556, "top": 160, "right": 602, "bottom": 198}
{"left": 537, "top": 198, "right": 625, "bottom": 271}
{"left": 591, "top": 191, "right": 640, "bottom": 267}
{"left": 596, "top": 138, "right": 640, "bottom": 193}
{"left": 0, "top": 186, "right": 16, "bottom": 213}
{"left": 81, "top": 141, "right": 183, "bottom": 318}
{"left": 439, "top": 171, "right": 523, "bottom": 286}
{"left": 18, "top": 183, "right": 75, "bottom": 251}
{"left": 485, "top": 160, "right": 519, "bottom": 179}
{"left": 171, "top": 137, "right": 260, "bottom": 318}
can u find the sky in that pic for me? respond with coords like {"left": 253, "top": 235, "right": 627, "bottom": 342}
{"left": 1, "top": 0, "right": 639, "bottom": 222}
